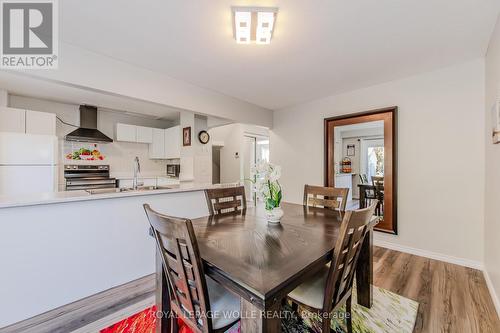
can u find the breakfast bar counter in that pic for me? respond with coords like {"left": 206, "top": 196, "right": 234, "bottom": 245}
{"left": 0, "top": 182, "right": 235, "bottom": 209}
{"left": 0, "top": 183, "right": 237, "bottom": 328}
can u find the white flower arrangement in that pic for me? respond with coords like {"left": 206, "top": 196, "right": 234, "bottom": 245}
{"left": 250, "top": 161, "right": 283, "bottom": 211}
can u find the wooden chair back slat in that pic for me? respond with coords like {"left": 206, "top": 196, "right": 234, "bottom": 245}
{"left": 213, "top": 199, "right": 242, "bottom": 212}
{"left": 371, "top": 176, "right": 384, "bottom": 186}
{"left": 308, "top": 197, "right": 340, "bottom": 209}
{"left": 144, "top": 204, "right": 212, "bottom": 333}
{"left": 303, "top": 184, "right": 349, "bottom": 211}
{"left": 322, "top": 201, "right": 378, "bottom": 312}
{"left": 205, "top": 186, "right": 247, "bottom": 216}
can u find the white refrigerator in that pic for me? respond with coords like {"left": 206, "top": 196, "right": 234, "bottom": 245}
{"left": 0, "top": 132, "right": 58, "bottom": 196}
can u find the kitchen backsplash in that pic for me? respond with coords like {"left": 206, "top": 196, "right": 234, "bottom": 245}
{"left": 58, "top": 140, "right": 169, "bottom": 184}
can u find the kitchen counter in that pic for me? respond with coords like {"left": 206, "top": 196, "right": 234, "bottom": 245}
{"left": 0, "top": 182, "right": 241, "bottom": 327}
{"left": 0, "top": 182, "right": 237, "bottom": 209}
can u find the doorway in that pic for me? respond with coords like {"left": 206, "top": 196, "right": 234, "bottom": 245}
{"left": 243, "top": 135, "right": 270, "bottom": 204}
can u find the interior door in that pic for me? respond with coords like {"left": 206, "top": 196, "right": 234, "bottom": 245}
{"left": 360, "top": 138, "right": 384, "bottom": 181}
{"left": 243, "top": 136, "right": 256, "bottom": 203}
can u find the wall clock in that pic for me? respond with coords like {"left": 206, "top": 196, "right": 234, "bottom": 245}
{"left": 198, "top": 130, "right": 210, "bottom": 144}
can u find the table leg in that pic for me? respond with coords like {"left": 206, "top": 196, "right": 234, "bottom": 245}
{"left": 156, "top": 249, "right": 171, "bottom": 333}
{"left": 356, "top": 228, "right": 373, "bottom": 308}
{"left": 359, "top": 188, "right": 366, "bottom": 208}
{"left": 240, "top": 297, "right": 281, "bottom": 332}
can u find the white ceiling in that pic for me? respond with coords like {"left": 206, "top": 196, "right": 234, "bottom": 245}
{"left": 337, "top": 121, "right": 384, "bottom": 133}
{"left": 60, "top": 0, "right": 500, "bottom": 110}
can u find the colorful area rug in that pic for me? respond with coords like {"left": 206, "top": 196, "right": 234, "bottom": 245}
{"left": 100, "top": 286, "right": 418, "bottom": 333}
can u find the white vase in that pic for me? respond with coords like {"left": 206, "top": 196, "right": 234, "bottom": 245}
{"left": 266, "top": 207, "right": 284, "bottom": 224}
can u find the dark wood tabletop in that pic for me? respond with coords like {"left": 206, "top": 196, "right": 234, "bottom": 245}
{"left": 156, "top": 202, "right": 378, "bottom": 333}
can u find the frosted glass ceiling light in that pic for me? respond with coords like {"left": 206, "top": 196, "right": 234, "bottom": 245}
{"left": 232, "top": 7, "right": 278, "bottom": 45}
{"left": 256, "top": 11, "right": 275, "bottom": 44}
{"left": 234, "top": 11, "right": 251, "bottom": 44}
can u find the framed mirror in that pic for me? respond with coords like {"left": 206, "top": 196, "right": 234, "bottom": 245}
{"left": 324, "top": 107, "right": 397, "bottom": 234}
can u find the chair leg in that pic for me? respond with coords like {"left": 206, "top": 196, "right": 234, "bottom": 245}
{"left": 170, "top": 314, "right": 179, "bottom": 333}
{"left": 321, "top": 316, "right": 331, "bottom": 333}
{"left": 346, "top": 296, "right": 353, "bottom": 333}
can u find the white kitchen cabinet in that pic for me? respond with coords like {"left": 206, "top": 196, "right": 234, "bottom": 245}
{"left": 136, "top": 126, "right": 153, "bottom": 143}
{"left": 149, "top": 128, "right": 165, "bottom": 159}
{"left": 164, "top": 125, "right": 181, "bottom": 159}
{"left": 25, "top": 110, "right": 56, "bottom": 135}
{"left": 116, "top": 123, "right": 137, "bottom": 142}
{"left": 335, "top": 173, "right": 353, "bottom": 202}
{"left": 0, "top": 107, "right": 26, "bottom": 133}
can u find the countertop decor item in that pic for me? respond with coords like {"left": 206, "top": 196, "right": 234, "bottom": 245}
{"left": 251, "top": 161, "right": 283, "bottom": 223}
{"left": 341, "top": 157, "right": 352, "bottom": 173}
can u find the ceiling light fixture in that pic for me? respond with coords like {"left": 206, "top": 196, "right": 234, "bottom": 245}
{"left": 232, "top": 7, "right": 278, "bottom": 45}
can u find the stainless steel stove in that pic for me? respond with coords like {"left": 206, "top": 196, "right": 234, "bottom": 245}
{"left": 64, "top": 165, "right": 116, "bottom": 191}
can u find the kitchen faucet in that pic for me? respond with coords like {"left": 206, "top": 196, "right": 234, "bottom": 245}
{"left": 133, "top": 156, "right": 141, "bottom": 190}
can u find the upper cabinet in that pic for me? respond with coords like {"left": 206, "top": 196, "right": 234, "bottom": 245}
{"left": 116, "top": 123, "right": 154, "bottom": 143}
{"left": 26, "top": 110, "right": 56, "bottom": 135}
{"left": 136, "top": 126, "right": 153, "bottom": 143}
{"left": 148, "top": 125, "right": 180, "bottom": 159}
{"left": 149, "top": 128, "right": 165, "bottom": 159}
{"left": 116, "top": 123, "right": 180, "bottom": 159}
{"left": 0, "top": 107, "right": 25, "bottom": 133}
{"left": 0, "top": 107, "right": 56, "bottom": 135}
{"left": 165, "top": 125, "right": 180, "bottom": 159}
{"left": 116, "top": 123, "right": 137, "bottom": 142}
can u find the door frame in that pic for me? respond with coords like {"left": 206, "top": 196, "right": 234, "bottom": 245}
{"left": 324, "top": 106, "right": 398, "bottom": 234}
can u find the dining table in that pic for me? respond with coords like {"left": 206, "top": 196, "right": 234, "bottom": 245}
{"left": 155, "top": 202, "right": 379, "bottom": 333}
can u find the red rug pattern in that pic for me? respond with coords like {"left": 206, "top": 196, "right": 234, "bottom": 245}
{"left": 99, "top": 306, "right": 211, "bottom": 333}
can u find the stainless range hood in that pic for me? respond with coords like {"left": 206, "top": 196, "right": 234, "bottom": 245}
{"left": 65, "top": 105, "right": 113, "bottom": 143}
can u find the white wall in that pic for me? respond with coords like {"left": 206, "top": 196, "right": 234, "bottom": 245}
{"left": 209, "top": 124, "right": 244, "bottom": 183}
{"left": 9, "top": 95, "right": 173, "bottom": 185}
{"left": 271, "top": 59, "right": 485, "bottom": 265}
{"left": 17, "top": 42, "right": 272, "bottom": 127}
{"left": 484, "top": 14, "right": 500, "bottom": 313}
{"left": 209, "top": 123, "right": 270, "bottom": 184}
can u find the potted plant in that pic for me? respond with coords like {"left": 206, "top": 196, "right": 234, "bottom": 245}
{"left": 251, "top": 161, "right": 284, "bottom": 223}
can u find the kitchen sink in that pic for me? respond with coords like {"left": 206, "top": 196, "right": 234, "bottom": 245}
{"left": 119, "top": 185, "right": 173, "bottom": 192}
{"left": 86, "top": 185, "right": 173, "bottom": 195}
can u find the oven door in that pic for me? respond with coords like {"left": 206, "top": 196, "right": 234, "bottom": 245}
{"left": 65, "top": 178, "right": 116, "bottom": 190}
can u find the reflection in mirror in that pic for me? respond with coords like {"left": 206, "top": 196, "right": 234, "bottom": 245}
{"left": 325, "top": 107, "right": 397, "bottom": 234}
{"left": 334, "top": 120, "right": 385, "bottom": 219}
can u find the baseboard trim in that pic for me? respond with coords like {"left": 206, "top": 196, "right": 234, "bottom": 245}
{"left": 483, "top": 269, "right": 500, "bottom": 318}
{"left": 374, "top": 240, "right": 484, "bottom": 270}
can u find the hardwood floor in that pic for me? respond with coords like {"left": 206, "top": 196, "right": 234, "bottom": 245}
{"left": 0, "top": 275, "right": 155, "bottom": 333}
{"left": 1, "top": 248, "right": 498, "bottom": 333}
{"left": 373, "top": 247, "right": 500, "bottom": 333}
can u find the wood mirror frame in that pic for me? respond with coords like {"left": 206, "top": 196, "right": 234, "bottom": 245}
{"left": 324, "top": 106, "right": 397, "bottom": 234}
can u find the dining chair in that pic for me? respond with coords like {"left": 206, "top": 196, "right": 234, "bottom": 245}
{"left": 371, "top": 176, "right": 384, "bottom": 186}
{"left": 359, "top": 174, "right": 369, "bottom": 184}
{"left": 374, "top": 185, "right": 384, "bottom": 216}
{"left": 287, "top": 201, "right": 378, "bottom": 333}
{"left": 205, "top": 186, "right": 247, "bottom": 216}
{"left": 144, "top": 204, "right": 240, "bottom": 333}
{"left": 303, "top": 184, "right": 349, "bottom": 212}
